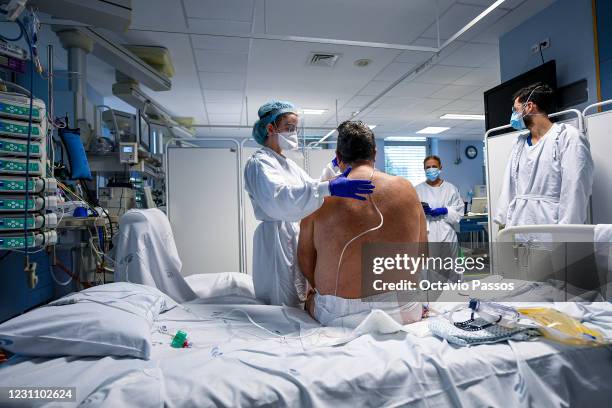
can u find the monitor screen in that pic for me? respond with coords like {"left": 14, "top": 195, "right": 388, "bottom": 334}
{"left": 122, "top": 146, "right": 133, "bottom": 153}
{"left": 483, "top": 60, "right": 557, "bottom": 131}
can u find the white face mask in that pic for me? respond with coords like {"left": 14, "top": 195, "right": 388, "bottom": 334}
{"left": 277, "top": 131, "right": 299, "bottom": 150}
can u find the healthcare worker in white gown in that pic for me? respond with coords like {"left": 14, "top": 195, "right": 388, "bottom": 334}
{"left": 415, "top": 155, "right": 465, "bottom": 262}
{"left": 244, "top": 101, "right": 375, "bottom": 306}
{"left": 494, "top": 83, "right": 593, "bottom": 234}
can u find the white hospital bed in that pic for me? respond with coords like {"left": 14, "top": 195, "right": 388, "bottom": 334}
{"left": 494, "top": 224, "right": 611, "bottom": 301}
{"left": 1, "top": 287, "right": 611, "bottom": 407}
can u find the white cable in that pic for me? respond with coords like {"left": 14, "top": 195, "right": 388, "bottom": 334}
{"left": 223, "top": 309, "right": 324, "bottom": 341}
{"left": 334, "top": 169, "right": 383, "bottom": 296}
{"left": 0, "top": 80, "right": 31, "bottom": 97}
{"left": 5, "top": 246, "right": 45, "bottom": 254}
{"left": 174, "top": 306, "right": 322, "bottom": 342}
{"left": 49, "top": 264, "right": 72, "bottom": 286}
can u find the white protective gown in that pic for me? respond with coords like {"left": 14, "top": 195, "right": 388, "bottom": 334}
{"left": 320, "top": 161, "right": 341, "bottom": 181}
{"left": 244, "top": 147, "right": 329, "bottom": 306}
{"left": 415, "top": 180, "right": 464, "bottom": 258}
{"left": 115, "top": 209, "right": 197, "bottom": 303}
{"left": 494, "top": 123, "right": 593, "bottom": 230}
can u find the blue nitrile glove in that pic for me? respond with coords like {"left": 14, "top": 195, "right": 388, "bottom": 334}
{"left": 329, "top": 167, "right": 375, "bottom": 201}
{"left": 421, "top": 202, "right": 432, "bottom": 215}
{"left": 331, "top": 157, "right": 339, "bottom": 167}
{"left": 430, "top": 207, "right": 448, "bottom": 217}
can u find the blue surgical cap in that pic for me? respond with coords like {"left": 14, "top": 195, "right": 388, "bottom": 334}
{"left": 252, "top": 100, "right": 297, "bottom": 145}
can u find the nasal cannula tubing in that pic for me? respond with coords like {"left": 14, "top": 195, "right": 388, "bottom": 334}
{"left": 335, "top": 169, "right": 383, "bottom": 296}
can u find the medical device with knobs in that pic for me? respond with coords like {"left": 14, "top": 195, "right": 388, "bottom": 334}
{"left": 119, "top": 142, "right": 138, "bottom": 164}
{"left": 0, "top": 230, "right": 57, "bottom": 250}
{"left": 0, "top": 177, "right": 55, "bottom": 193}
{"left": 0, "top": 195, "right": 57, "bottom": 212}
{"left": 0, "top": 213, "right": 57, "bottom": 231}
{"left": 0, "top": 117, "right": 45, "bottom": 139}
{"left": 0, "top": 93, "right": 46, "bottom": 122}
{"left": 0, "top": 137, "right": 42, "bottom": 157}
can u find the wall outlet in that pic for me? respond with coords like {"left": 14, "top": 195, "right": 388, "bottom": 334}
{"left": 531, "top": 38, "right": 551, "bottom": 54}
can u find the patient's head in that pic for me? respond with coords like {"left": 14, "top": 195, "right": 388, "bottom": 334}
{"left": 336, "top": 121, "right": 377, "bottom": 169}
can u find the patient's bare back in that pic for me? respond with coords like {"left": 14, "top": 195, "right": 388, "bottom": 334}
{"left": 312, "top": 166, "right": 426, "bottom": 298}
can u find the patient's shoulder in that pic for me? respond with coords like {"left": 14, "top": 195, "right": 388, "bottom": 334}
{"left": 377, "top": 172, "right": 415, "bottom": 190}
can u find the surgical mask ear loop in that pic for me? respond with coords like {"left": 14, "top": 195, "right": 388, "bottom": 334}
{"left": 519, "top": 85, "right": 543, "bottom": 119}
{"left": 334, "top": 169, "right": 384, "bottom": 296}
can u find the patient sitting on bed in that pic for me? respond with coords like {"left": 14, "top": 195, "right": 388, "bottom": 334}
{"left": 298, "top": 121, "right": 427, "bottom": 328}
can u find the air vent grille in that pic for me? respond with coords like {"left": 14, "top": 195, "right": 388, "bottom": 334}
{"left": 308, "top": 53, "right": 340, "bottom": 67}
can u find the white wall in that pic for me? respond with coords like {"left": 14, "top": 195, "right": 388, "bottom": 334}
{"left": 436, "top": 139, "right": 485, "bottom": 200}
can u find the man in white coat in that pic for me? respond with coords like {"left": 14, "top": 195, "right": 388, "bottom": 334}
{"left": 494, "top": 83, "right": 594, "bottom": 235}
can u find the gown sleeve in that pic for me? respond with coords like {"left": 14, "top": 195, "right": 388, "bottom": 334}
{"left": 558, "top": 127, "right": 594, "bottom": 224}
{"left": 444, "top": 184, "right": 465, "bottom": 227}
{"left": 244, "top": 155, "right": 329, "bottom": 222}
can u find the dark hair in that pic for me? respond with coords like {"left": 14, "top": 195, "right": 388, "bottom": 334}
{"left": 266, "top": 112, "right": 297, "bottom": 136}
{"left": 423, "top": 155, "right": 442, "bottom": 168}
{"left": 336, "top": 121, "right": 376, "bottom": 163}
{"left": 512, "top": 82, "right": 555, "bottom": 114}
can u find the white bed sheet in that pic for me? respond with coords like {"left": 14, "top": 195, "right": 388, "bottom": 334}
{"left": 1, "top": 301, "right": 611, "bottom": 407}
{"left": 184, "top": 272, "right": 260, "bottom": 305}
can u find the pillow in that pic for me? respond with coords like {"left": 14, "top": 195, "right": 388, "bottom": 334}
{"left": 59, "top": 127, "right": 92, "bottom": 180}
{"left": 0, "top": 282, "right": 176, "bottom": 360}
{"left": 184, "top": 272, "right": 255, "bottom": 299}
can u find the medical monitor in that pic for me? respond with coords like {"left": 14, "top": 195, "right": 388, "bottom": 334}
{"left": 483, "top": 60, "right": 557, "bottom": 131}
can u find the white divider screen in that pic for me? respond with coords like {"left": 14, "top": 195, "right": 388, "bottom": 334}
{"left": 585, "top": 110, "right": 612, "bottom": 223}
{"left": 486, "top": 129, "right": 523, "bottom": 241}
{"left": 306, "top": 149, "right": 336, "bottom": 179}
{"left": 240, "top": 145, "right": 306, "bottom": 275}
{"left": 167, "top": 146, "right": 240, "bottom": 276}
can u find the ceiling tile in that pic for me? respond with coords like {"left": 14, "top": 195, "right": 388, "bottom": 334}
{"left": 357, "top": 80, "right": 393, "bottom": 96}
{"left": 428, "top": 84, "right": 480, "bottom": 99}
{"left": 374, "top": 62, "right": 416, "bottom": 81}
{"left": 387, "top": 81, "right": 445, "bottom": 97}
{"left": 183, "top": 0, "right": 254, "bottom": 22}
{"left": 190, "top": 34, "right": 251, "bottom": 52}
{"left": 462, "top": 86, "right": 490, "bottom": 101}
{"left": 415, "top": 65, "right": 473, "bottom": 85}
{"left": 452, "top": 67, "right": 500, "bottom": 86}
{"left": 438, "top": 98, "right": 482, "bottom": 113}
{"left": 195, "top": 50, "right": 248, "bottom": 73}
{"left": 199, "top": 72, "right": 246, "bottom": 90}
{"left": 203, "top": 90, "right": 244, "bottom": 103}
{"left": 439, "top": 42, "right": 499, "bottom": 68}
{"left": 188, "top": 18, "right": 253, "bottom": 35}
{"left": 394, "top": 49, "right": 434, "bottom": 64}
{"left": 420, "top": 3, "right": 487, "bottom": 40}
{"left": 205, "top": 103, "right": 243, "bottom": 114}
{"left": 207, "top": 113, "right": 242, "bottom": 124}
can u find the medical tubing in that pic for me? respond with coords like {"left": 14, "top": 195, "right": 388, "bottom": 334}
{"left": 334, "top": 169, "right": 383, "bottom": 296}
{"left": 176, "top": 306, "right": 323, "bottom": 341}
{"left": 220, "top": 309, "right": 322, "bottom": 340}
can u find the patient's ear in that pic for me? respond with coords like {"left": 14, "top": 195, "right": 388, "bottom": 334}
{"left": 336, "top": 152, "right": 348, "bottom": 172}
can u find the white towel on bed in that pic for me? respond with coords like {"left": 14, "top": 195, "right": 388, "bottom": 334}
{"left": 115, "top": 209, "right": 197, "bottom": 303}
